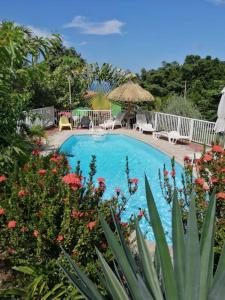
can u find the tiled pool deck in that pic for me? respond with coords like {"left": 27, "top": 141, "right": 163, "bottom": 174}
{"left": 45, "top": 127, "right": 204, "bottom": 165}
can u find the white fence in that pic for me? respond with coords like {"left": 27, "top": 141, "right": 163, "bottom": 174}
{"left": 56, "top": 109, "right": 111, "bottom": 127}
{"left": 154, "top": 112, "right": 216, "bottom": 146}
{"left": 25, "top": 106, "right": 55, "bottom": 128}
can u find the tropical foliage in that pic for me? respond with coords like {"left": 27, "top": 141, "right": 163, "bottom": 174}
{"left": 60, "top": 176, "right": 225, "bottom": 300}
{"left": 160, "top": 144, "right": 225, "bottom": 259}
{"left": 0, "top": 150, "right": 138, "bottom": 296}
{"left": 139, "top": 55, "right": 225, "bottom": 120}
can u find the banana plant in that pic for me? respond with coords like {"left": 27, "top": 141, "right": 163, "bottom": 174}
{"left": 59, "top": 176, "right": 225, "bottom": 300}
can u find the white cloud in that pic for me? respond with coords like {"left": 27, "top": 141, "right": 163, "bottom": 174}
{"left": 28, "top": 25, "right": 52, "bottom": 38}
{"left": 207, "top": 0, "right": 225, "bottom": 5}
{"left": 64, "top": 16, "right": 124, "bottom": 35}
{"left": 78, "top": 41, "right": 88, "bottom": 46}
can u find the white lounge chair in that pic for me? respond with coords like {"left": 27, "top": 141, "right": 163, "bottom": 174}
{"left": 134, "top": 114, "right": 147, "bottom": 130}
{"left": 140, "top": 123, "right": 155, "bottom": 133}
{"left": 99, "top": 112, "right": 126, "bottom": 130}
{"left": 153, "top": 130, "right": 191, "bottom": 144}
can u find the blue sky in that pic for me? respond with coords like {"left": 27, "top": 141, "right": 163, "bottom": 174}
{"left": 1, "top": 0, "right": 225, "bottom": 72}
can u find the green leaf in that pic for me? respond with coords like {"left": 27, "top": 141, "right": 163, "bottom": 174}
{"left": 12, "top": 266, "right": 36, "bottom": 276}
{"left": 145, "top": 175, "right": 178, "bottom": 300}
{"left": 212, "top": 241, "right": 225, "bottom": 287}
{"left": 59, "top": 248, "right": 104, "bottom": 300}
{"left": 199, "top": 193, "right": 216, "bottom": 300}
{"left": 172, "top": 192, "right": 185, "bottom": 298}
{"left": 99, "top": 212, "right": 147, "bottom": 300}
{"left": 184, "top": 196, "right": 200, "bottom": 300}
{"left": 209, "top": 270, "right": 225, "bottom": 300}
{"left": 96, "top": 248, "right": 129, "bottom": 300}
{"left": 135, "top": 219, "right": 163, "bottom": 300}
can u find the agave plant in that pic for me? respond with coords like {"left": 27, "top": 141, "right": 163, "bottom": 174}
{"left": 59, "top": 176, "right": 225, "bottom": 300}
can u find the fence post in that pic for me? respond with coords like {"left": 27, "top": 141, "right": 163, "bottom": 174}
{"left": 154, "top": 113, "right": 158, "bottom": 131}
{"left": 177, "top": 116, "right": 181, "bottom": 133}
{"left": 189, "top": 119, "right": 194, "bottom": 141}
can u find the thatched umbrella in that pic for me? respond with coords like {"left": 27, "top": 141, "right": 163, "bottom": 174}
{"left": 107, "top": 81, "right": 154, "bottom": 103}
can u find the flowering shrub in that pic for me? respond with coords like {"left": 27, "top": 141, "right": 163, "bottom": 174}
{"left": 160, "top": 144, "right": 225, "bottom": 256}
{"left": 0, "top": 151, "right": 137, "bottom": 288}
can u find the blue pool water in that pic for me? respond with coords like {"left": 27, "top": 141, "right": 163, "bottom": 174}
{"left": 60, "top": 134, "right": 183, "bottom": 241}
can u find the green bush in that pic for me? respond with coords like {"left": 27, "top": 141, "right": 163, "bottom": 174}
{"left": 60, "top": 177, "right": 225, "bottom": 300}
{"left": 0, "top": 152, "right": 135, "bottom": 293}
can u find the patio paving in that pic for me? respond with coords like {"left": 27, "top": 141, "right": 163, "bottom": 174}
{"left": 45, "top": 127, "right": 203, "bottom": 165}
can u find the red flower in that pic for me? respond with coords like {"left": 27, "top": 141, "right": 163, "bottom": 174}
{"left": 71, "top": 209, "right": 79, "bottom": 218}
{"left": 0, "top": 208, "right": 6, "bottom": 215}
{"left": 33, "top": 230, "right": 39, "bottom": 238}
{"left": 56, "top": 235, "right": 64, "bottom": 242}
{"left": 220, "top": 168, "right": 225, "bottom": 172}
{"left": 8, "top": 220, "right": 17, "bottom": 229}
{"left": 195, "top": 178, "right": 205, "bottom": 186}
{"left": 164, "top": 170, "right": 169, "bottom": 176}
{"left": 0, "top": 175, "right": 7, "bottom": 183}
{"left": 38, "top": 169, "right": 46, "bottom": 176}
{"left": 130, "top": 178, "right": 139, "bottom": 184}
{"left": 32, "top": 149, "right": 40, "bottom": 156}
{"left": 184, "top": 156, "right": 191, "bottom": 162}
{"left": 87, "top": 221, "right": 97, "bottom": 230}
{"left": 212, "top": 145, "right": 223, "bottom": 153}
{"left": 97, "top": 177, "right": 105, "bottom": 183}
{"left": 216, "top": 192, "right": 225, "bottom": 200}
{"left": 138, "top": 210, "right": 144, "bottom": 217}
{"left": 62, "top": 173, "right": 81, "bottom": 185}
{"left": 211, "top": 177, "right": 219, "bottom": 184}
{"left": 20, "top": 226, "right": 28, "bottom": 233}
{"left": 203, "top": 154, "right": 212, "bottom": 162}
{"left": 170, "top": 170, "right": 176, "bottom": 177}
{"left": 18, "top": 190, "right": 27, "bottom": 198}
{"left": 120, "top": 222, "right": 128, "bottom": 228}
{"left": 51, "top": 168, "right": 57, "bottom": 174}
{"left": 115, "top": 188, "right": 121, "bottom": 194}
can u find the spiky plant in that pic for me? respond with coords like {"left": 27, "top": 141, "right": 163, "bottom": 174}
{"left": 59, "top": 176, "right": 225, "bottom": 300}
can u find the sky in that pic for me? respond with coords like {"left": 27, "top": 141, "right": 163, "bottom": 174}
{"left": 1, "top": 0, "right": 225, "bottom": 72}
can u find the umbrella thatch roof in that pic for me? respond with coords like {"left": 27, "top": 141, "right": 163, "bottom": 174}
{"left": 107, "top": 82, "right": 154, "bottom": 103}
{"left": 84, "top": 90, "right": 98, "bottom": 99}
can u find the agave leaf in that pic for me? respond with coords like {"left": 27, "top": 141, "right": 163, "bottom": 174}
{"left": 99, "top": 212, "right": 146, "bottom": 300}
{"left": 59, "top": 248, "right": 104, "bottom": 300}
{"left": 96, "top": 248, "right": 130, "bottom": 300}
{"left": 172, "top": 191, "right": 185, "bottom": 298}
{"left": 199, "top": 192, "right": 216, "bottom": 300}
{"left": 145, "top": 175, "right": 178, "bottom": 300}
{"left": 111, "top": 208, "right": 139, "bottom": 274}
{"left": 212, "top": 241, "right": 225, "bottom": 287}
{"left": 208, "top": 270, "right": 225, "bottom": 300}
{"left": 136, "top": 274, "right": 154, "bottom": 300}
{"left": 184, "top": 196, "right": 200, "bottom": 300}
{"left": 135, "top": 219, "right": 163, "bottom": 300}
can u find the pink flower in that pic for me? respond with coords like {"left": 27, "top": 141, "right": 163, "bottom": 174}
{"left": 87, "top": 221, "right": 97, "bottom": 230}
{"left": 195, "top": 178, "right": 205, "bottom": 186}
{"left": 32, "top": 149, "right": 40, "bottom": 156}
{"left": 138, "top": 210, "right": 144, "bottom": 217}
{"left": 170, "top": 170, "right": 176, "bottom": 177}
{"left": 20, "top": 226, "right": 28, "bottom": 233}
{"left": 8, "top": 220, "right": 17, "bottom": 229}
{"left": 0, "top": 208, "right": 6, "bottom": 215}
{"left": 18, "top": 190, "right": 27, "bottom": 198}
{"left": 216, "top": 192, "right": 225, "bottom": 200}
{"left": 0, "top": 175, "right": 7, "bottom": 183}
{"left": 62, "top": 173, "right": 81, "bottom": 185}
{"left": 130, "top": 178, "right": 139, "bottom": 184}
{"left": 38, "top": 169, "right": 46, "bottom": 176}
{"left": 203, "top": 154, "right": 212, "bottom": 162}
{"left": 51, "top": 168, "right": 57, "bottom": 174}
{"left": 164, "top": 170, "right": 169, "bottom": 176}
{"left": 97, "top": 177, "right": 105, "bottom": 183}
{"left": 212, "top": 145, "right": 223, "bottom": 153}
{"left": 33, "top": 230, "right": 39, "bottom": 238}
{"left": 56, "top": 235, "right": 64, "bottom": 242}
{"left": 115, "top": 188, "right": 121, "bottom": 194}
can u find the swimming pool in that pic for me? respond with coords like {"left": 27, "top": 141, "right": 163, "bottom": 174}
{"left": 60, "top": 134, "right": 183, "bottom": 241}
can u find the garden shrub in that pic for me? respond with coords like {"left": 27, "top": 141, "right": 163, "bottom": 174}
{"left": 160, "top": 144, "right": 225, "bottom": 258}
{"left": 0, "top": 151, "right": 137, "bottom": 290}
